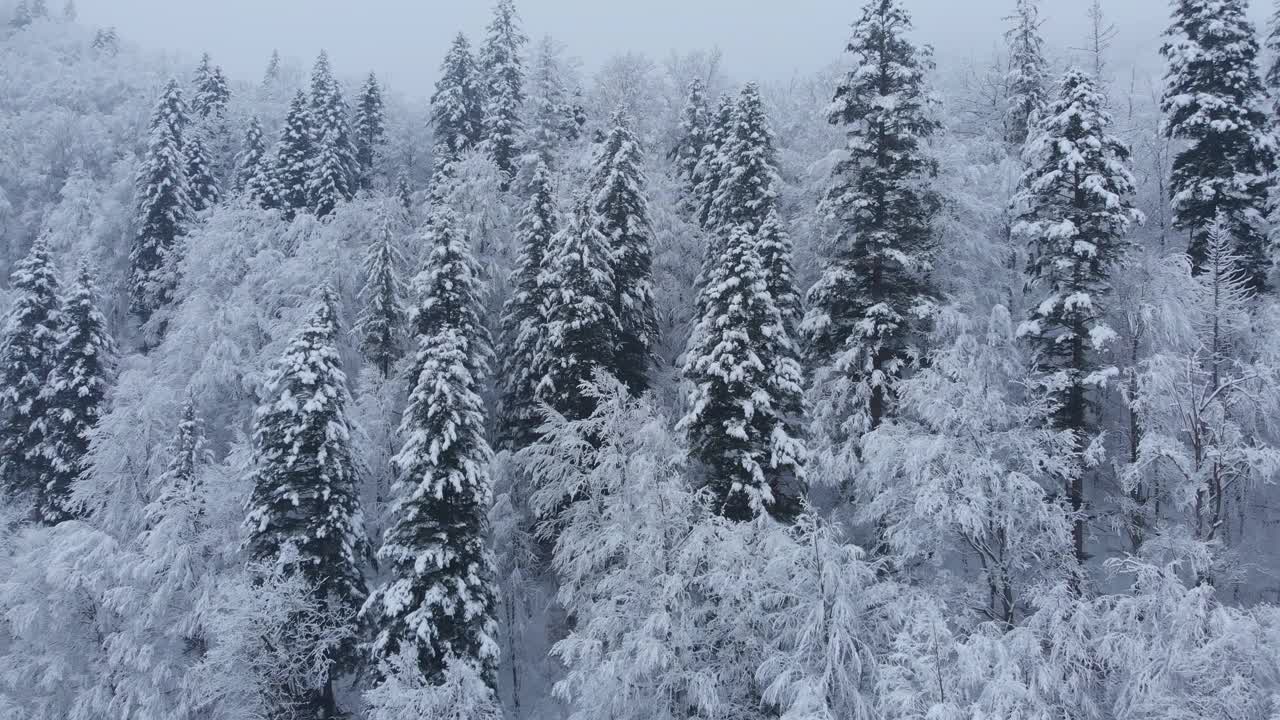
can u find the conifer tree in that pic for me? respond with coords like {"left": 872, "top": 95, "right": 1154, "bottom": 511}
{"left": 184, "top": 132, "right": 220, "bottom": 212}
{"left": 1005, "top": 0, "right": 1048, "bottom": 147}
{"left": 353, "top": 73, "right": 386, "bottom": 192}
{"left": 1013, "top": 68, "right": 1141, "bottom": 568}
{"left": 589, "top": 111, "right": 658, "bottom": 395}
{"left": 396, "top": 174, "right": 414, "bottom": 213}
{"left": 130, "top": 79, "right": 192, "bottom": 320}
{"left": 707, "top": 82, "right": 781, "bottom": 234}
{"left": 274, "top": 90, "right": 314, "bottom": 217}
{"left": 357, "top": 222, "right": 407, "bottom": 378}
{"left": 263, "top": 49, "right": 282, "bottom": 87}
{"left": 499, "top": 161, "right": 558, "bottom": 447}
{"left": 756, "top": 207, "right": 802, "bottom": 328}
{"left": 412, "top": 208, "right": 492, "bottom": 380}
{"left": 521, "top": 36, "right": 573, "bottom": 173}
{"left": 671, "top": 78, "right": 710, "bottom": 207}
{"left": 680, "top": 223, "right": 805, "bottom": 521}
{"left": 363, "top": 218, "right": 499, "bottom": 687}
{"left": 566, "top": 86, "right": 587, "bottom": 141}
{"left": 535, "top": 196, "right": 621, "bottom": 421}
{"left": 148, "top": 399, "right": 210, "bottom": 533}
{"left": 802, "top": 0, "right": 941, "bottom": 434}
{"left": 192, "top": 53, "right": 230, "bottom": 119}
{"left": 308, "top": 52, "right": 358, "bottom": 217}
{"left": 693, "top": 95, "right": 735, "bottom": 228}
{"left": 1162, "top": 0, "right": 1278, "bottom": 291}
{"left": 38, "top": 266, "right": 115, "bottom": 524}
{"left": 431, "top": 33, "right": 484, "bottom": 171}
{"left": 0, "top": 240, "right": 62, "bottom": 509}
{"left": 243, "top": 290, "right": 367, "bottom": 717}
{"left": 479, "top": 0, "right": 527, "bottom": 184}
{"left": 234, "top": 116, "right": 267, "bottom": 192}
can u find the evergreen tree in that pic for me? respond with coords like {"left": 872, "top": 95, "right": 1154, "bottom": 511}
{"left": 263, "top": 49, "right": 282, "bottom": 87}
{"left": 566, "top": 86, "right": 587, "bottom": 141}
{"left": 308, "top": 52, "right": 358, "bottom": 217}
{"left": 521, "top": 36, "right": 573, "bottom": 173}
{"left": 243, "top": 290, "right": 367, "bottom": 717}
{"left": 234, "top": 116, "right": 267, "bottom": 192}
{"left": 589, "top": 111, "right": 658, "bottom": 395}
{"left": 756, "top": 207, "right": 802, "bottom": 328}
{"left": 680, "top": 223, "right": 805, "bottom": 521}
{"left": 192, "top": 52, "right": 230, "bottom": 119}
{"left": 479, "top": 0, "right": 527, "bottom": 184}
{"left": 1013, "top": 68, "right": 1142, "bottom": 569}
{"left": 37, "top": 266, "right": 115, "bottom": 525}
{"left": 431, "top": 33, "right": 484, "bottom": 171}
{"left": 707, "top": 82, "right": 781, "bottom": 234}
{"left": 130, "top": 79, "right": 192, "bottom": 320}
{"left": 353, "top": 73, "right": 386, "bottom": 192}
{"left": 498, "top": 161, "right": 558, "bottom": 448}
{"left": 693, "top": 95, "right": 735, "bottom": 228}
{"left": 274, "top": 90, "right": 314, "bottom": 217}
{"left": 184, "top": 132, "right": 220, "bottom": 212}
{"left": 396, "top": 174, "right": 414, "bottom": 213}
{"left": 358, "top": 222, "right": 407, "bottom": 378}
{"left": 535, "top": 196, "right": 621, "bottom": 421}
{"left": 0, "top": 240, "right": 62, "bottom": 510}
{"left": 671, "top": 78, "right": 710, "bottom": 207}
{"left": 1162, "top": 0, "right": 1278, "bottom": 291}
{"left": 91, "top": 27, "right": 119, "bottom": 56}
{"left": 363, "top": 227, "right": 499, "bottom": 686}
{"left": 1005, "top": 0, "right": 1048, "bottom": 147}
{"left": 412, "top": 208, "right": 492, "bottom": 380}
{"left": 148, "top": 399, "right": 210, "bottom": 532}
{"left": 802, "top": 0, "right": 941, "bottom": 433}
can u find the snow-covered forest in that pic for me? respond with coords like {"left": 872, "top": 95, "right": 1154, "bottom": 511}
{"left": 4, "top": 0, "right": 1280, "bottom": 717}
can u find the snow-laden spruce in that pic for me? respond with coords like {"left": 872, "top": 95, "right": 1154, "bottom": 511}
{"left": 353, "top": 72, "right": 386, "bottom": 192}
{"left": 357, "top": 218, "right": 408, "bottom": 378}
{"left": 234, "top": 116, "right": 267, "bottom": 192}
{"left": 478, "top": 0, "right": 527, "bottom": 184}
{"left": 705, "top": 82, "right": 781, "bottom": 234}
{"left": 431, "top": 33, "right": 484, "bottom": 173}
{"left": 692, "top": 94, "right": 735, "bottom": 229}
{"left": 671, "top": 78, "right": 710, "bottom": 209}
{"left": 307, "top": 51, "right": 358, "bottom": 218}
{"left": 192, "top": 52, "right": 230, "bottom": 119}
{"left": 412, "top": 207, "right": 492, "bottom": 380}
{"left": 130, "top": 78, "right": 192, "bottom": 320}
{"left": 519, "top": 35, "right": 578, "bottom": 177}
{"left": 184, "top": 131, "right": 220, "bottom": 212}
{"left": 1004, "top": 0, "right": 1047, "bottom": 147}
{"left": 273, "top": 90, "right": 314, "bottom": 216}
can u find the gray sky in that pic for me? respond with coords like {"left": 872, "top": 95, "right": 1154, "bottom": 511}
{"left": 74, "top": 0, "right": 1272, "bottom": 94}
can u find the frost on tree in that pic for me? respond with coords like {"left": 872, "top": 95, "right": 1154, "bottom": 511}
{"left": 680, "top": 223, "right": 805, "bottom": 521}
{"left": 411, "top": 208, "right": 492, "bottom": 381}
{"left": 274, "top": 90, "right": 314, "bottom": 217}
{"left": 243, "top": 291, "right": 368, "bottom": 717}
{"left": 130, "top": 78, "right": 192, "bottom": 320}
{"left": 802, "top": 0, "right": 941, "bottom": 435}
{"left": 692, "top": 94, "right": 735, "bottom": 229}
{"left": 589, "top": 111, "right": 658, "bottom": 395}
{"left": 0, "top": 239, "right": 62, "bottom": 512}
{"left": 671, "top": 78, "right": 710, "bottom": 208}
{"left": 478, "top": 0, "right": 527, "bottom": 185}
{"left": 431, "top": 33, "right": 484, "bottom": 174}
{"left": 1012, "top": 68, "right": 1141, "bottom": 568}
{"left": 1004, "top": 0, "right": 1047, "bottom": 147}
{"left": 307, "top": 51, "right": 358, "bottom": 218}
{"left": 358, "top": 220, "right": 408, "bottom": 378}
{"left": 184, "top": 131, "right": 221, "bottom": 212}
{"left": 37, "top": 266, "right": 115, "bottom": 524}
{"left": 192, "top": 52, "right": 230, "bottom": 119}
{"left": 705, "top": 82, "right": 781, "bottom": 235}
{"left": 1161, "top": 0, "right": 1278, "bottom": 291}
{"left": 354, "top": 72, "right": 386, "bottom": 192}
{"left": 234, "top": 116, "right": 267, "bottom": 193}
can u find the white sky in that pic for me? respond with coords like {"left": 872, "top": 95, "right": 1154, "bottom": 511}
{"left": 72, "top": 0, "right": 1272, "bottom": 94}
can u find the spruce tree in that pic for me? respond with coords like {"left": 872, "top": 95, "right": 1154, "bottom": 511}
{"left": 431, "top": 33, "right": 484, "bottom": 171}
{"left": 802, "top": 0, "right": 941, "bottom": 433}
{"left": 353, "top": 72, "right": 386, "bottom": 192}
{"left": 589, "top": 111, "right": 658, "bottom": 395}
{"left": 37, "top": 266, "right": 115, "bottom": 525}
{"left": 357, "top": 222, "right": 407, "bottom": 378}
{"left": 131, "top": 79, "right": 192, "bottom": 320}
{"left": 243, "top": 290, "right": 367, "bottom": 716}
{"left": 478, "top": 0, "right": 527, "bottom": 184}
{"left": 680, "top": 223, "right": 805, "bottom": 521}
{"left": 411, "top": 210, "right": 492, "bottom": 382}
{"left": 1012, "top": 68, "right": 1141, "bottom": 568}
{"left": 192, "top": 52, "right": 230, "bottom": 119}
{"left": 363, "top": 220, "right": 499, "bottom": 686}
{"left": 147, "top": 399, "right": 210, "bottom": 533}
{"left": 707, "top": 82, "right": 781, "bottom": 234}
{"left": 757, "top": 207, "right": 802, "bottom": 328}
{"left": 1162, "top": 0, "right": 1278, "bottom": 291}
{"left": 693, "top": 95, "right": 735, "bottom": 228}
{"left": 263, "top": 49, "right": 282, "bottom": 87}
{"left": 671, "top": 78, "right": 710, "bottom": 207}
{"left": 308, "top": 52, "right": 358, "bottom": 217}
{"left": 0, "top": 240, "right": 62, "bottom": 510}
{"left": 535, "top": 196, "right": 621, "bottom": 421}
{"left": 1005, "top": 0, "right": 1048, "bottom": 147}
{"left": 184, "top": 132, "right": 220, "bottom": 212}
{"left": 91, "top": 27, "right": 119, "bottom": 56}
{"left": 499, "top": 161, "right": 558, "bottom": 448}
{"left": 274, "top": 90, "right": 314, "bottom": 218}
{"left": 521, "top": 36, "right": 572, "bottom": 173}
{"left": 234, "top": 116, "right": 267, "bottom": 192}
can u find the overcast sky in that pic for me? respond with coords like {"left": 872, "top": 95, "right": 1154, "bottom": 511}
{"left": 73, "top": 0, "right": 1272, "bottom": 95}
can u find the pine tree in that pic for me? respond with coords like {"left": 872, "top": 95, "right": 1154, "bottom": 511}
{"left": 1005, "top": 0, "right": 1048, "bottom": 147}
{"left": 235, "top": 116, "right": 267, "bottom": 192}
{"left": 0, "top": 240, "right": 62, "bottom": 510}
{"left": 535, "top": 196, "right": 621, "bottom": 421}
{"left": 499, "top": 161, "right": 558, "bottom": 448}
{"left": 693, "top": 95, "right": 735, "bottom": 228}
{"left": 274, "top": 90, "right": 314, "bottom": 217}
{"left": 184, "top": 132, "right": 220, "bottom": 212}
{"left": 354, "top": 72, "right": 386, "bottom": 192}
{"left": 243, "top": 290, "right": 367, "bottom": 716}
{"left": 707, "top": 82, "right": 782, "bottom": 235}
{"left": 1013, "top": 68, "right": 1141, "bottom": 569}
{"left": 671, "top": 78, "right": 710, "bottom": 207}
{"left": 680, "top": 223, "right": 805, "bottom": 521}
{"left": 431, "top": 33, "right": 484, "bottom": 171}
{"left": 589, "top": 111, "right": 658, "bottom": 395}
{"left": 412, "top": 208, "right": 492, "bottom": 380}
{"left": 358, "top": 222, "right": 407, "bottom": 378}
{"left": 363, "top": 243, "right": 499, "bottom": 686}
{"left": 521, "top": 36, "right": 572, "bottom": 172}
{"left": 131, "top": 79, "right": 192, "bottom": 320}
{"left": 756, "top": 207, "right": 802, "bottom": 328}
{"left": 1162, "top": 0, "right": 1278, "bottom": 291}
{"left": 802, "top": 0, "right": 941, "bottom": 433}
{"left": 192, "top": 53, "right": 230, "bottom": 119}
{"left": 478, "top": 0, "right": 527, "bottom": 184}
{"left": 37, "top": 266, "right": 115, "bottom": 524}
{"left": 308, "top": 52, "right": 358, "bottom": 217}
{"left": 148, "top": 399, "right": 210, "bottom": 532}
